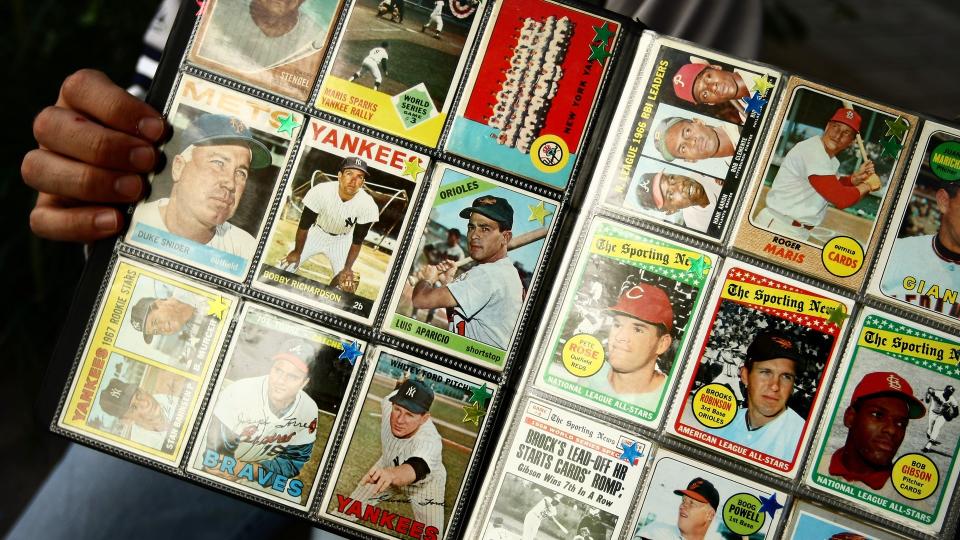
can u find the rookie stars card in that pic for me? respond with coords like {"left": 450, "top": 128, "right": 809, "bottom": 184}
{"left": 783, "top": 501, "right": 907, "bottom": 539}
{"left": 444, "top": 0, "right": 621, "bottom": 188}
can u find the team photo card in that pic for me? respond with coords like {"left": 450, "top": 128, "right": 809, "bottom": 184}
{"left": 783, "top": 501, "right": 907, "bottom": 540}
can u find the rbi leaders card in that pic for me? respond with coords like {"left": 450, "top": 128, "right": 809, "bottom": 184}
{"left": 783, "top": 501, "right": 907, "bottom": 539}
{"left": 57, "top": 257, "right": 236, "bottom": 465}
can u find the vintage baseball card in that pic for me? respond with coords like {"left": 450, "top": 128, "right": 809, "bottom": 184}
{"left": 601, "top": 35, "right": 781, "bottom": 243}
{"left": 253, "top": 118, "right": 428, "bottom": 323}
{"left": 57, "top": 257, "right": 236, "bottom": 465}
{"left": 188, "top": 303, "right": 363, "bottom": 510}
{"left": 783, "top": 501, "right": 906, "bottom": 540}
{"left": 806, "top": 308, "right": 960, "bottom": 533}
{"left": 187, "top": 0, "right": 344, "bottom": 102}
{"left": 444, "top": 0, "right": 621, "bottom": 188}
{"left": 385, "top": 163, "right": 557, "bottom": 370}
{"left": 868, "top": 121, "right": 960, "bottom": 326}
{"left": 535, "top": 217, "right": 716, "bottom": 427}
{"left": 733, "top": 77, "right": 917, "bottom": 290}
{"left": 315, "top": 0, "right": 483, "bottom": 147}
{"left": 322, "top": 348, "right": 497, "bottom": 540}
{"left": 126, "top": 75, "right": 302, "bottom": 280}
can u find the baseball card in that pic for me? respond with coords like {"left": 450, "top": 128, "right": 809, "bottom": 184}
{"left": 314, "top": 0, "right": 484, "bottom": 147}
{"left": 253, "top": 118, "right": 428, "bottom": 323}
{"left": 385, "top": 163, "right": 557, "bottom": 370}
{"left": 667, "top": 258, "right": 852, "bottom": 478}
{"left": 733, "top": 77, "right": 917, "bottom": 290}
{"left": 188, "top": 303, "right": 363, "bottom": 510}
{"left": 806, "top": 308, "right": 960, "bottom": 534}
{"left": 57, "top": 257, "right": 236, "bottom": 465}
{"left": 444, "top": 0, "right": 621, "bottom": 188}
{"left": 187, "top": 0, "right": 344, "bottom": 102}
{"left": 322, "top": 348, "right": 497, "bottom": 540}
{"left": 126, "top": 75, "right": 302, "bottom": 280}
{"left": 535, "top": 217, "right": 716, "bottom": 427}
{"left": 868, "top": 121, "right": 960, "bottom": 326}
{"left": 783, "top": 501, "right": 907, "bottom": 540}
{"left": 600, "top": 35, "right": 781, "bottom": 243}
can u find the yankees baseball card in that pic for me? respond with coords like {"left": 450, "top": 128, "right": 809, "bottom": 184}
{"left": 187, "top": 0, "right": 345, "bottom": 102}
{"left": 535, "top": 217, "right": 716, "bottom": 428}
{"left": 126, "top": 75, "right": 301, "bottom": 280}
{"left": 600, "top": 34, "right": 781, "bottom": 243}
{"left": 806, "top": 308, "right": 960, "bottom": 534}
{"left": 57, "top": 257, "right": 236, "bottom": 465}
{"left": 253, "top": 118, "right": 428, "bottom": 323}
{"left": 868, "top": 121, "right": 960, "bottom": 326}
{"left": 315, "top": 0, "right": 484, "bottom": 147}
{"left": 444, "top": 0, "right": 621, "bottom": 188}
{"left": 783, "top": 501, "right": 907, "bottom": 540}
{"left": 733, "top": 77, "right": 918, "bottom": 290}
{"left": 322, "top": 348, "right": 496, "bottom": 540}
{"left": 385, "top": 163, "right": 557, "bottom": 370}
{"left": 188, "top": 303, "right": 363, "bottom": 509}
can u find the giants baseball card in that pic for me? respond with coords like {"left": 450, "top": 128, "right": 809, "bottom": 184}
{"left": 445, "top": 0, "right": 621, "bottom": 188}
{"left": 57, "top": 257, "right": 236, "bottom": 465}
{"left": 188, "top": 303, "right": 363, "bottom": 510}
{"left": 253, "top": 118, "right": 427, "bottom": 323}
{"left": 125, "top": 75, "right": 301, "bottom": 280}
{"left": 783, "top": 501, "right": 907, "bottom": 540}
{"left": 322, "top": 348, "right": 496, "bottom": 540}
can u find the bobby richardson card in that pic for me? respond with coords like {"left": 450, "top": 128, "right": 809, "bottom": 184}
{"left": 783, "top": 501, "right": 907, "bottom": 539}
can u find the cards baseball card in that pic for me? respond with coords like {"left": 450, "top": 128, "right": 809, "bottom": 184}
{"left": 783, "top": 501, "right": 906, "bottom": 540}
{"left": 57, "top": 257, "right": 236, "bottom": 465}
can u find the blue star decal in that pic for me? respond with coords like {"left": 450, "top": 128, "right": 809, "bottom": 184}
{"left": 759, "top": 493, "right": 783, "bottom": 518}
{"left": 745, "top": 91, "right": 768, "bottom": 116}
{"left": 339, "top": 340, "right": 362, "bottom": 366}
{"left": 618, "top": 441, "right": 643, "bottom": 465}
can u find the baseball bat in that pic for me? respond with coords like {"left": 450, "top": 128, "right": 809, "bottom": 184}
{"left": 453, "top": 226, "right": 549, "bottom": 268}
{"left": 841, "top": 99, "right": 882, "bottom": 190}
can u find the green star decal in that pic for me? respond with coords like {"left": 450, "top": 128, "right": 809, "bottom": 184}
{"left": 687, "top": 255, "right": 709, "bottom": 276}
{"left": 828, "top": 306, "right": 849, "bottom": 325}
{"left": 462, "top": 400, "right": 486, "bottom": 425}
{"left": 588, "top": 43, "right": 612, "bottom": 65}
{"left": 402, "top": 157, "right": 425, "bottom": 180}
{"left": 469, "top": 383, "right": 493, "bottom": 404}
{"left": 880, "top": 136, "right": 904, "bottom": 158}
{"left": 276, "top": 114, "right": 301, "bottom": 136}
{"left": 751, "top": 75, "right": 774, "bottom": 96}
{"left": 592, "top": 23, "right": 615, "bottom": 44}
{"left": 528, "top": 201, "right": 553, "bottom": 225}
{"left": 884, "top": 116, "right": 909, "bottom": 140}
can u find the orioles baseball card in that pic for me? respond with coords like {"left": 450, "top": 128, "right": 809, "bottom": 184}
{"left": 535, "top": 217, "right": 716, "bottom": 428}
{"left": 125, "top": 75, "right": 302, "bottom": 281}
{"left": 600, "top": 34, "right": 780, "bottom": 243}
{"left": 444, "top": 0, "right": 621, "bottom": 188}
{"left": 253, "top": 118, "right": 428, "bottom": 323}
{"left": 783, "top": 501, "right": 907, "bottom": 540}
{"left": 733, "top": 77, "right": 918, "bottom": 290}
{"left": 322, "top": 348, "right": 497, "bottom": 540}
{"left": 806, "top": 308, "right": 960, "bottom": 534}
{"left": 57, "top": 257, "right": 236, "bottom": 465}
{"left": 188, "top": 303, "right": 363, "bottom": 510}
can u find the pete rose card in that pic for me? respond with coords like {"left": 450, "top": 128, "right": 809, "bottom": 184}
{"left": 783, "top": 501, "right": 907, "bottom": 540}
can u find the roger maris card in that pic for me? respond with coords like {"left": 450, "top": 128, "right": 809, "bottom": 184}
{"left": 322, "top": 348, "right": 496, "bottom": 540}
{"left": 57, "top": 258, "right": 236, "bottom": 465}
{"left": 783, "top": 501, "right": 907, "bottom": 540}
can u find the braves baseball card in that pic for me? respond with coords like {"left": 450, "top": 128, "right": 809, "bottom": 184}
{"left": 57, "top": 257, "right": 236, "bottom": 465}
{"left": 600, "top": 34, "right": 781, "bottom": 243}
{"left": 444, "top": 0, "right": 621, "bottom": 188}
{"left": 534, "top": 217, "right": 716, "bottom": 428}
{"left": 783, "top": 501, "right": 907, "bottom": 540}
{"left": 188, "top": 303, "right": 363, "bottom": 509}
{"left": 806, "top": 308, "right": 960, "bottom": 534}
{"left": 126, "top": 75, "right": 302, "bottom": 280}
{"left": 322, "top": 348, "right": 496, "bottom": 540}
{"left": 733, "top": 77, "right": 918, "bottom": 290}
{"left": 253, "top": 118, "right": 428, "bottom": 323}
{"left": 187, "top": 0, "right": 345, "bottom": 102}
{"left": 385, "top": 163, "right": 557, "bottom": 370}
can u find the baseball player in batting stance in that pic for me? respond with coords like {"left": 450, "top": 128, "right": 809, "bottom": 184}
{"left": 923, "top": 385, "right": 958, "bottom": 452}
{"left": 421, "top": 1, "right": 444, "bottom": 39}
{"left": 349, "top": 42, "right": 389, "bottom": 91}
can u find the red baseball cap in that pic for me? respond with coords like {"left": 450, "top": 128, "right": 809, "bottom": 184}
{"left": 608, "top": 284, "right": 674, "bottom": 333}
{"left": 850, "top": 371, "right": 925, "bottom": 419}
{"left": 829, "top": 107, "right": 862, "bottom": 133}
{"left": 672, "top": 63, "right": 707, "bottom": 104}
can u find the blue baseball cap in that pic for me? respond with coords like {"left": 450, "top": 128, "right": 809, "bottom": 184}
{"left": 181, "top": 113, "right": 272, "bottom": 169}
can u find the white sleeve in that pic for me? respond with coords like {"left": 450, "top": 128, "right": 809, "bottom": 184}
{"left": 447, "top": 264, "right": 498, "bottom": 319}
{"left": 361, "top": 195, "right": 380, "bottom": 224}
{"left": 213, "top": 381, "right": 246, "bottom": 430}
{"left": 301, "top": 184, "right": 328, "bottom": 214}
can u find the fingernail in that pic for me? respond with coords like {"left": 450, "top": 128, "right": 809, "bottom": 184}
{"left": 129, "top": 146, "right": 155, "bottom": 171}
{"left": 114, "top": 175, "right": 142, "bottom": 199}
{"left": 138, "top": 117, "right": 165, "bottom": 141}
{"left": 94, "top": 211, "right": 118, "bottom": 231}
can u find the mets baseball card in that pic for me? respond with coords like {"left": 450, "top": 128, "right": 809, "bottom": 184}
{"left": 600, "top": 34, "right": 781, "bottom": 243}
{"left": 806, "top": 308, "right": 960, "bottom": 534}
{"left": 783, "top": 501, "right": 906, "bottom": 540}
{"left": 188, "top": 303, "right": 363, "bottom": 510}
{"left": 253, "top": 118, "right": 428, "bottom": 323}
{"left": 535, "top": 217, "right": 716, "bottom": 428}
{"left": 733, "top": 77, "right": 918, "bottom": 290}
{"left": 57, "top": 257, "right": 236, "bottom": 465}
{"left": 187, "top": 0, "right": 345, "bottom": 102}
{"left": 126, "top": 75, "right": 302, "bottom": 280}
{"left": 444, "top": 0, "right": 621, "bottom": 188}
{"left": 315, "top": 0, "right": 484, "bottom": 147}
{"left": 322, "top": 348, "right": 497, "bottom": 540}
{"left": 385, "top": 163, "right": 557, "bottom": 370}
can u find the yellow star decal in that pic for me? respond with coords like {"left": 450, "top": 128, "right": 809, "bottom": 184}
{"left": 528, "top": 201, "right": 553, "bottom": 225}
{"left": 206, "top": 296, "right": 229, "bottom": 320}
{"left": 751, "top": 75, "right": 774, "bottom": 96}
{"left": 462, "top": 400, "right": 486, "bottom": 425}
{"left": 402, "top": 157, "right": 425, "bottom": 180}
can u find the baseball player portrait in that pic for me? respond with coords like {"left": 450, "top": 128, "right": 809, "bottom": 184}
{"left": 634, "top": 477, "right": 720, "bottom": 540}
{"left": 522, "top": 493, "right": 567, "bottom": 538}
{"left": 349, "top": 41, "right": 389, "bottom": 91}
{"left": 630, "top": 169, "right": 722, "bottom": 233}
{"left": 670, "top": 60, "right": 753, "bottom": 124}
{"left": 421, "top": 0, "right": 445, "bottom": 39}
{"left": 923, "top": 385, "right": 958, "bottom": 452}
{"left": 97, "top": 377, "right": 183, "bottom": 451}
{"left": 651, "top": 115, "right": 739, "bottom": 165}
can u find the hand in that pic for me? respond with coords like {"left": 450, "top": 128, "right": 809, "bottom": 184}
{"left": 850, "top": 160, "right": 876, "bottom": 185}
{"left": 361, "top": 465, "right": 411, "bottom": 494}
{"left": 281, "top": 250, "right": 302, "bottom": 267}
{"left": 435, "top": 260, "right": 457, "bottom": 285}
{"left": 416, "top": 263, "right": 440, "bottom": 284}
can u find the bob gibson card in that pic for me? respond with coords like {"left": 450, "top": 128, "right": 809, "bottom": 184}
{"left": 444, "top": 0, "right": 621, "bottom": 189}
{"left": 126, "top": 75, "right": 302, "bottom": 280}
{"left": 253, "top": 118, "right": 428, "bottom": 323}
{"left": 57, "top": 257, "right": 236, "bottom": 465}
{"left": 783, "top": 501, "right": 907, "bottom": 540}
{"left": 322, "top": 348, "right": 497, "bottom": 540}
{"left": 733, "top": 77, "right": 917, "bottom": 290}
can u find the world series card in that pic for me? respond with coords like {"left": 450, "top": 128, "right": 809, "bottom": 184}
{"left": 253, "top": 118, "right": 428, "bottom": 323}
{"left": 444, "top": 0, "right": 621, "bottom": 188}
{"left": 57, "top": 257, "right": 236, "bottom": 465}
{"left": 535, "top": 217, "right": 716, "bottom": 428}
{"left": 783, "top": 501, "right": 906, "bottom": 540}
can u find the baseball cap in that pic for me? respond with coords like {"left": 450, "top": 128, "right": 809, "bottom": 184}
{"left": 129, "top": 297, "right": 158, "bottom": 344}
{"left": 674, "top": 477, "right": 720, "bottom": 510}
{"left": 652, "top": 117, "right": 685, "bottom": 161}
{"left": 181, "top": 113, "right": 271, "bottom": 169}
{"left": 851, "top": 371, "right": 926, "bottom": 419}
{"left": 829, "top": 107, "right": 862, "bottom": 133}
{"left": 746, "top": 331, "right": 804, "bottom": 369}
{"left": 459, "top": 196, "right": 514, "bottom": 231}
{"left": 672, "top": 63, "right": 708, "bottom": 104}
{"left": 607, "top": 284, "right": 674, "bottom": 333}
{"left": 98, "top": 378, "right": 138, "bottom": 418}
{"left": 339, "top": 156, "right": 369, "bottom": 176}
{"left": 272, "top": 338, "right": 318, "bottom": 374}
{"left": 389, "top": 379, "right": 435, "bottom": 414}
{"left": 633, "top": 172, "right": 660, "bottom": 210}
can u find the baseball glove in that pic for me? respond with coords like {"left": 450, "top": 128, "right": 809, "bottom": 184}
{"left": 945, "top": 404, "right": 959, "bottom": 421}
{"left": 331, "top": 271, "right": 359, "bottom": 294}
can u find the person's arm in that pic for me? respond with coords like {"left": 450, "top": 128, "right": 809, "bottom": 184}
{"left": 256, "top": 442, "right": 314, "bottom": 478}
{"left": 361, "top": 461, "right": 420, "bottom": 494}
{"left": 411, "top": 260, "right": 458, "bottom": 309}
{"left": 808, "top": 161, "right": 877, "bottom": 209}
{"left": 340, "top": 222, "right": 372, "bottom": 274}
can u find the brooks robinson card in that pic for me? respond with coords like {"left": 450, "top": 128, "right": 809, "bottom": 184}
{"left": 783, "top": 501, "right": 906, "bottom": 540}
{"left": 58, "top": 258, "right": 236, "bottom": 465}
